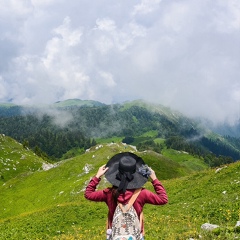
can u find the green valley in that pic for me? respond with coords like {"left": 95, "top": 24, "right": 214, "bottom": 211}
{"left": 0, "top": 135, "right": 239, "bottom": 239}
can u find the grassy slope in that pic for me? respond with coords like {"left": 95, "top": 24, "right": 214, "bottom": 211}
{"left": 162, "top": 148, "right": 207, "bottom": 172}
{"left": 0, "top": 137, "right": 239, "bottom": 239}
{"left": 144, "top": 161, "right": 240, "bottom": 239}
{"left": 52, "top": 99, "right": 105, "bottom": 108}
{"left": 0, "top": 142, "right": 188, "bottom": 219}
{"left": 120, "top": 99, "right": 181, "bottom": 121}
{"left": 0, "top": 134, "right": 45, "bottom": 182}
{"left": 0, "top": 103, "right": 17, "bottom": 107}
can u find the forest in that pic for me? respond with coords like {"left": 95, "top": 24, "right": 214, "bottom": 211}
{"left": 0, "top": 101, "right": 240, "bottom": 166}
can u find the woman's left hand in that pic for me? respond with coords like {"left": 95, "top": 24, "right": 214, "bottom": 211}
{"left": 96, "top": 165, "right": 109, "bottom": 179}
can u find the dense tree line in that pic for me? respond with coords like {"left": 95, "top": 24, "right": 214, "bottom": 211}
{"left": 1, "top": 103, "right": 240, "bottom": 164}
{"left": 165, "top": 136, "right": 208, "bottom": 158}
{"left": 200, "top": 137, "right": 240, "bottom": 161}
{"left": 0, "top": 106, "right": 23, "bottom": 117}
{"left": 67, "top": 105, "right": 194, "bottom": 139}
{"left": 224, "top": 135, "right": 240, "bottom": 149}
{"left": 0, "top": 114, "right": 95, "bottom": 160}
{"left": 165, "top": 135, "right": 238, "bottom": 167}
{"left": 137, "top": 140, "right": 164, "bottom": 153}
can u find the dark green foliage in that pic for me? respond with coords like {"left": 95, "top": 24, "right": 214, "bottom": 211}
{"left": 122, "top": 136, "right": 135, "bottom": 144}
{"left": 0, "top": 113, "right": 94, "bottom": 160}
{"left": 225, "top": 135, "right": 240, "bottom": 149}
{"left": 165, "top": 136, "right": 208, "bottom": 157}
{"left": 137, "top": 139, "right": 163, "bottom": 153}
{"left": 0, "top": 106, "right": 23, "bottom": 117}
{"left": 22, "top": 139, "right": 29, "bottom": 149}
{"left": 165, "top": 136, "right": 236, "bottom": 166}
{"left": 203, "top": 154, "right": 233, "bottom": 167}
{"left": 200, "top": 137, "right": 240, "bottom": 161}
{"left": 61, "top": 147, "right": 85, "bottom": 159}
{"left": 0, "top": 100, "right": 240, "bottom": 163}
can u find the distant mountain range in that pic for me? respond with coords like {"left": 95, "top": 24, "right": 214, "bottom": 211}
{"left": 0, "top": 99, "right": 240, "bottom": 163}
{"left": 1, "top": 99, "right": 239, "bottom": 137}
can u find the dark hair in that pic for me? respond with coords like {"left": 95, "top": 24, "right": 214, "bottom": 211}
{"left": 111, "top": 186, "right": 121, "bottom": 203}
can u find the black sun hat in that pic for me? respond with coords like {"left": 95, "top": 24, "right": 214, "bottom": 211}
{"left": 105, "top": 152, "right": 151, "bottom": 192}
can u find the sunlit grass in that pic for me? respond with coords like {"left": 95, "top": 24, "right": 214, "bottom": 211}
{"left": 0, "top": 136, "right": 239, "bottom": 239}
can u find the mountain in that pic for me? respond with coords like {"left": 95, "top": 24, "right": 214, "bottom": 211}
{"left": 0, "top": 136, "right": 239, "bottom": 239}
{"left": 0, "top": 99, "right": 240, "bottom": 164}
{"left": 0, "top": 99, "right": 105, "bottom": 117}
{"left": 52, "top": 99, "right": 106, "bottom": 108}
{"left": 210, "top": 121, "right": 240, "bottom": 138}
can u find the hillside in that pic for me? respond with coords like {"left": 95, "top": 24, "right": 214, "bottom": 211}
{"left": 0, "top": 134, "right": 45, "bottom": 182}
{"left": 0, "top": 99, "right": 105, "bottom": 116}
{"left": 52, "top": 99, "right": 106, "bottom": 108}
{"left": 0, "top": 137, "right": 201, "bottom": 220}
{"left": 0, "top": 136, "right": 239, "bottom": 239}
{"left": 1, "top": 99, "right": 240, "bottom": 165}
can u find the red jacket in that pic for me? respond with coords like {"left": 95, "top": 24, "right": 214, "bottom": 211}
{"left": 84, "top": 176, "right": 168, "bottom": 231}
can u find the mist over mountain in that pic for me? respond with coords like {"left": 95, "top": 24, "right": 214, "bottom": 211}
{"left": 1, "top": 98, "right": 240, "bottom": 137}
{"left": 0, "top": 99, "right": 240, "bottom": 164}
{"left": 209, "top": 121, "right": 240, "bottom": 138}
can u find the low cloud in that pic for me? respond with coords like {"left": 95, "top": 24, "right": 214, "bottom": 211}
{"left": 0, "top": 0, "right": 239, "bottom": 124}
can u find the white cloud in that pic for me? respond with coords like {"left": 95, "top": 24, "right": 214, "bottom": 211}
{"left": 5, "top": 16, "right": 89, "bottom": 105}
{"left": 0, "top": 0, "right": 33, "bottom": 17}
{"left": 94, "top": 35, "right": 114, "bottom": 54}
{"left": 93, "top": 17, "right": 137, "bottom": 53}
{"left": 162, "top": 2, "right": 191, "bottom": 32}
{"left": 31, "top": 0, "right": 58, "bottom": 8}
{"left": 0, "top": 0, "right": 239, "bottom": 123}
{"left": 129, "top": 22, "right": 146, "bottom": 38}
{"left": 212, "top": 0, "right": 240, "bottom": 33}
{"left": 132, "top": 0, "right": 162, "bottom": 15}
{"left": 0, "top": 76, "right": 7, "bottom": 99}
{"left": 99, "top": 71, "right": 116, "bottom": 87}
{"left": 96, "top": 18, "right": 116, "bottom": 31}
{"left": 54, "top": 17, "right": 82, "bottom": 46}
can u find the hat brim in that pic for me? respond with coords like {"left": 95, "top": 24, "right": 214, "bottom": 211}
{"left": 105, "top": 152, "right": 148, "bottom": 189}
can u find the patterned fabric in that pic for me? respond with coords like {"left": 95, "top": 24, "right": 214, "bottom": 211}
{"left": 109, "top": 203, "right": 141, "bottom": 240}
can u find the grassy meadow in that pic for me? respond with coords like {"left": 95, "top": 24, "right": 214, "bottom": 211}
{"left": 0, "top": 135, "right": 239, "bottom": 239}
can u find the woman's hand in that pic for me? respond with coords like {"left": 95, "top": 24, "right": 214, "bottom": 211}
{"left": 96, "top": 165, "right": 109, "bottom": 179}
{"left": 149, "top": 167, "right": 157, "bottom": 181}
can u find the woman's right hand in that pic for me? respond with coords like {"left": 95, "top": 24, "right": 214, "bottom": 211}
{"left": 96, "top": 165, "right": 108, "bottom": 179}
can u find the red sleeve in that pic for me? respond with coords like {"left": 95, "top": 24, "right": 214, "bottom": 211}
{"left": 84, "top": 176, "right": 107, "bottom": 202}
{"left": 142, "top": 179, "right": 168, "bottom": 205}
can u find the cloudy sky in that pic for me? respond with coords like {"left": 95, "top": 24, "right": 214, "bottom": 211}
{"left": 0, "top": 0, "right": 239, "bottom": 123}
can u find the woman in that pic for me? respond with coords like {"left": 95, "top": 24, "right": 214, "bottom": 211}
{"left": 84, "top": 152, "right": 168, "bottom": 240}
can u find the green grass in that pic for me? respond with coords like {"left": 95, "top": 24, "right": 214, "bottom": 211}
{"left": 61, "top": 147, "right": 85, "bottom": 159}
{"left": 162, "top": 148, "right": 207, "bottom": 172}
{"left": 0, "top": 103, "right": 17, "bottom": 107}
{"left": 96, "top": 137, "right": 123, "bottom": 144}
{"left": 0, "top": 135, "right": 44, "bottom": 182}
{"left": 154, "top": 162, "right": 240, "bottom": 239}
{"left": 140, "top": 130, "right": 158, "bottom": 138}
{"left": 52, "top": 99, "right": 104, "bottom": 108}
{"left": 1, "top": 161, "right": 239, "bottom": 239}
{"left": 154, "top": 138, "right": 165, "bottom": 144}
{"left": 0, "top": 136, "right": 239, "bottom": 239}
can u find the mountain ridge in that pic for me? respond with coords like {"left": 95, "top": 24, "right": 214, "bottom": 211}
{"left": 0, "top": 99, "right": 240, "bottom": 163}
